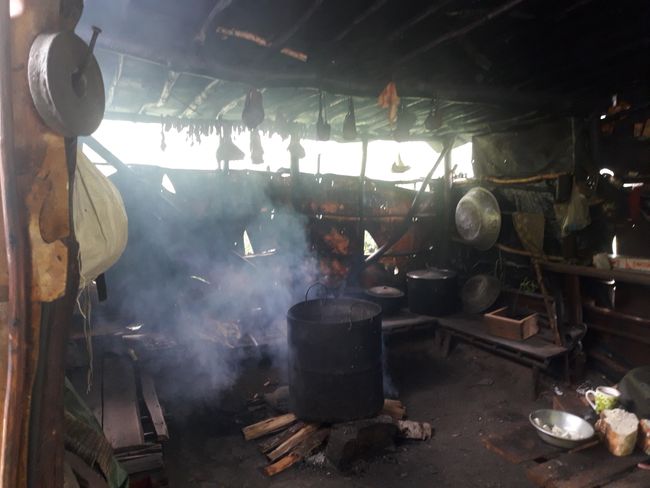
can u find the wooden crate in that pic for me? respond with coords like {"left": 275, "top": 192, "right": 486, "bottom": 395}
{"left": 484, "top": 306, "right": 538, "bottom": 341}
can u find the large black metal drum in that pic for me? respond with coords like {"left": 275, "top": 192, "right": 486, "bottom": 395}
{"left": 287, "top": 298, "right": 383, "bottom": 423}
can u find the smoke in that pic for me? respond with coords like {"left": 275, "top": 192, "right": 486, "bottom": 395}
{"left": 96, "top": 170, "right": 318, "bottom": 405}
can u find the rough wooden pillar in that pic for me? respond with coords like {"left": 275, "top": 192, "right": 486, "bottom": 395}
{"left": 441, "top": 138, "right": 453, "bottom": 262}
{"left": 1, "top": 2, "right": 81, "bottom": 487}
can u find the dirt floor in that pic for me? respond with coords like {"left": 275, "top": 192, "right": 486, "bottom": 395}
{"left": 158, "top": 333, "right": 562, "bottom": 488}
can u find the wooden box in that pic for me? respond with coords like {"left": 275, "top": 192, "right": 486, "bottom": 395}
{"left": 484, "top": 306, "right": 538, "bottom": 341}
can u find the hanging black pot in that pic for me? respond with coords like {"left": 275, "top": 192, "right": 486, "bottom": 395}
{"left": 342, "top": 97, "right": 357, "bottom": 141}
{"left": 316, "top": 91, "right": 331, "bottom": 141}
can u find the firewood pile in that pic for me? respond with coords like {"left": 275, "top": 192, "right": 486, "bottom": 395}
{"left": 242, "top": 398, "right": 432, "bottom": 476}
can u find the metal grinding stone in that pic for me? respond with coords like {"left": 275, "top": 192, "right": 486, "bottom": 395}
{"left": 28, "top": 31, "right": 105, "bottom": 137}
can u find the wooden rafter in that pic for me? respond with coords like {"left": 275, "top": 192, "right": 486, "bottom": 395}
{"left": 180, "top": 78, "right": 222, "bottom": 118}
{"left": 332, "top": 0, "right": 389, "bottom": 42}
{"left": 156, "top": 70, "right": 181, "bottom": 107}
{"left": 388, "top": 0, "right": 455, "bottom": 41}
{"left": 398, "top": 0, "right": 529, "bottom": 66}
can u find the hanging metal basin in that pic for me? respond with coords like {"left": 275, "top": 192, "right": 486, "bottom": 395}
{"left": 455, "top": 187, "right": 501, "bottom": 250}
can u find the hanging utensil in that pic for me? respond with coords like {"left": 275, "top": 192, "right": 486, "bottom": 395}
{"left": 316, "top": 91, "right": 331, "bottom": 141}
{"left": 391, "top": 153, "right": 410, "bottom": 173}
{"left": 343, "top": 97, "right": 357, "bottom": 140}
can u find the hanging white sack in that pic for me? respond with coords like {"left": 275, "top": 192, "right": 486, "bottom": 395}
{"left": 73, "top": 150, "right": 128, "bottom": 286}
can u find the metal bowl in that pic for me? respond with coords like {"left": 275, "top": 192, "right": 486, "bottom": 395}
{"left": 455, "top": 187, "right": 501, "bottom": 250}
{"left": 529, "top": 409, "right": 595, "bottom": 448}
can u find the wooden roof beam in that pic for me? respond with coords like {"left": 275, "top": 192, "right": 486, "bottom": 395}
{"left": 398, "top": 0, "right": 529, "bottom": 66}
{"left": 332, "top": 0, "right": 389, "bottom": 42}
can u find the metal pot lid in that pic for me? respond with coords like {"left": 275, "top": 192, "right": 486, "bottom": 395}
{"left": 365, "top": 286, "right": 404, "bottom": 298}
{"left": 461, "top": 274, "right": 501, "bottom": 314}
{"left": 455, "top": 187, "right": 501, "bottom": 251}
{"left": 407, "top": 268, "right": 457, "bottom": 280}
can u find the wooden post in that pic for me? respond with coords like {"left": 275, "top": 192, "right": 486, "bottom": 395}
{"left": 1, "top": 2, "right": 81, "bottom": 487}
{"left": 441, "top": 138, "right": 453, "bottom": 262}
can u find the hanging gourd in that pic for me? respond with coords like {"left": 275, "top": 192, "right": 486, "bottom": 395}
{"left": 250, "top": 129, "right": 264, "bottom": 165}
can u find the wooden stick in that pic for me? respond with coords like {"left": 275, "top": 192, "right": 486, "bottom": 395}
{"left": 259, "top": 421, "right": 305, "bottom": 453}
{"left": 266, "top": 423, "right": 319, "bottom": 462}
{"left": 215, "top": 27, "right": 308, "bottom": 61}
{"left": 242, "top": 413, "right": 297, "bottom": 441}
{"left": 264, "top": 452, "right": 301, "bottom": 476}
{"left": 484, "top": 172, "right": 570, "bottom": 184}
{"left": 264, "top": 428, "right": 330, "bottom": 476}
{"left": 398, "top": 0, "right": 530, "bottom": 65}
{"left": 381, "top": 399, "right": 406, "bottom": 420}
{"left": 532, "top": 260, "right": 563, "bottom": 346}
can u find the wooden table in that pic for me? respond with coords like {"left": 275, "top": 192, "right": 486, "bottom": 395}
{"left": 436, "top": 313, "right": 570, "bottom": 397}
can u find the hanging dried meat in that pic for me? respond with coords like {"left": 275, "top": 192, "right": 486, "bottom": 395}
{"left": 378, "top": 82, "right": 400, "bottom": 125}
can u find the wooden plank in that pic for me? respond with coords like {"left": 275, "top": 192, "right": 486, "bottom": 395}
{"left": 483, "top": 423, "right": 563, "bottom": 464}
{"left": 266, "top": 424, "right": 319, "bottom": 462}
{"left": 139, "top": 372, "right": 169, "bottom": 441}
{"left": 242, "top": 413, "right": 297, "bottom": 441}
{"left": 68, "top": 362, "right": 103, "bottom": 428}
{"left": 102, "top": 355, "right": 145, "bottom": 449}
{"left": 65, "top": 451, "right": 109, "bottom": 488}
{"left": 526, "top": 445, "right": 649, "bottom": 488}
{"left": 437, "top": 315, "right": 568, "bottom": 359}
{"left": 603, "top": 469, "right": 650, "bottom": 487}
{"left": 259, "top": 421, "right": 306, "bottom": 453}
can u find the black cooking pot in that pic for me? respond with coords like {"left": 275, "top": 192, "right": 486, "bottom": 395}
{"left": 406, "top": 268, "right": 458, "bottom": 316}
{"left": 364, "top": 286, "right": 404, "bottom": 316}
{"left": 287, "top": 298, "right": 383, "bottom": 423}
